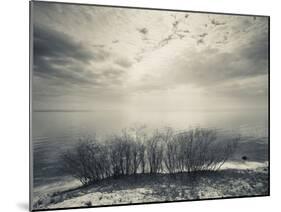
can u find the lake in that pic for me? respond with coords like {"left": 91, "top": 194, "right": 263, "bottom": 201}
{"left": 32, "top": 109, "right": 268, "bottom": 187}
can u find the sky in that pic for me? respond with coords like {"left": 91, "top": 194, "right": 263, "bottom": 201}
{"left": 32, "top": 2, "right": 269, "bottom": 111}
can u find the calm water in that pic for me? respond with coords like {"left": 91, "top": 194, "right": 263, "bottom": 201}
{"left": 32, "top": 109, "right": 268, "bottom": 187}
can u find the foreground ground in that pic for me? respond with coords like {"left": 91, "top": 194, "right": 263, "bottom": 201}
{"left": 33, "top": 163, "right": 268, "bottom": 210}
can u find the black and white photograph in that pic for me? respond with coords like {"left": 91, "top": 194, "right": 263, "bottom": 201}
{"left": 30, "top": 1, "right": 269, "bottom": 210}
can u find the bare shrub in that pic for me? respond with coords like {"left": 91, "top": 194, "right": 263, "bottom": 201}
{"left": 108, "top": 128, "right": 147, "bottom": 176}
{"left": 161, "top": 128, "right": 181, "bottom": 174}
{"left": 61, "top": 137, "right": 110, "bottom": 185}
{"left": 138, "top": 143, "right": 146, "bottom": 174}
{"left": 108, "top": 136, "right": 125, "bottom": 177}
{"left": 166, "top": 128, "right": 239, "bottom": 173}
{"left": 147, "top": 130, "right": 164, "bottom": 174}
{"left": 60, "top": 127, "right": 239, "bottom": 185}
{"left": 108, "top": 131, "right": 133, "bottom": 176}
{"left": 131, "top": 126, "right": 147, "bottom": 174}
{"left": 206, "top": 136, "right": 239, "bottom": 170}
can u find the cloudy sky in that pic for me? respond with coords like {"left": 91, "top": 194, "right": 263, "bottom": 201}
{"left": 32, "top": 2, "right": 268, "bottom": 111}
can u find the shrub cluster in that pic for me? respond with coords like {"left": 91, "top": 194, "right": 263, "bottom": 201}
{"left": 61, "top": 127, "right": 239, "bottom": 185}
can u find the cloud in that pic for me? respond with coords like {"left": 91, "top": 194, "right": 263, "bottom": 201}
{"left": 158, "top": 34, "right": 174, "bottom": 47}
{"left": 199, "top": 33, "right": 208, "bottom": 38}
{"left": 240, "top": 32, "right": 268, "bottom": 62}
{"left": 114, "top": 57, "right": 133, "bottom": 68}
{"left": 92, "top": 44, "right": 105, "bottom": 48}
{"left": 34, "top": 25, "right": 93, "bottom": 64}
{"left": 133, "top": 23, "right": 268, "bottom": 102}
{"left": 32, "top": 2, "right": 268, "bottom": 110}
{"left": 33, "top": 24, "right": 114, "bottom": 86}
{"left": 197, "top": 38, "right": 204, "bottom": 45}
{"left": 137, "top": 27, "right": 148, "bottom": 35}
{"left": 172, "top": 30, "right": 268, "bottom": 87}
{"left": 214, "top": 76, "right": 268, "bottom": 98}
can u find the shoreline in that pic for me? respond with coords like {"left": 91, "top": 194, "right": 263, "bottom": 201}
{"left": 33, "top": 161, "right": 268, "bottom": 210}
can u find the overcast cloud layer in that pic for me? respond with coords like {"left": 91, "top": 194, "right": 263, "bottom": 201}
{"left": 32, "top": 2, "right": 269, "bottom": 111}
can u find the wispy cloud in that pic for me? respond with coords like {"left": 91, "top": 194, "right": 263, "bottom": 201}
{"left": 32, "top": 2, "right": 268, "bottom": 110}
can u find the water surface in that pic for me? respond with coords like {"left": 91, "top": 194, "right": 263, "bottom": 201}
{"left": 32, "top": 109, "right": 268, "bottom": 187}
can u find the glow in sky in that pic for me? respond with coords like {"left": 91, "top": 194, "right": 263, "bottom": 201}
{"left": 32, "top": 2, "right": 269, "bottom": 111}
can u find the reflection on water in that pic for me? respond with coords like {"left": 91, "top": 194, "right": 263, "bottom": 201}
{"left": 32, "top": 109, "right": 268, "bottom": 187}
